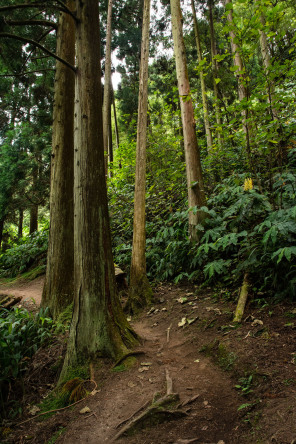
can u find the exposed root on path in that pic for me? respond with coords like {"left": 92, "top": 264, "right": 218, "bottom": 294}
{"left": 112, "top": 369, "right": 188, "bottom": 441}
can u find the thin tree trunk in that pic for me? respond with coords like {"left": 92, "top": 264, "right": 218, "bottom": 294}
{"left": 108, "top": 97, "right": 113, "bottom": 164}
{"left": 60, "top": 0, "right": 138, "bottom": 382}
{"left": 224, "top": 0, "right": 254, "bottom": 170}
{"left": 233, "top": 273, "right": 249, "bottom": 323}
{"left": 29, "top": 204, "right": 38, "bottom": 234}
{"left": 127, "top": 0, "right": 153, "bottom": 313}
{"left": 102, "top": 0, "right": 113, "bottom": 174}
{"left": 41, "top": 0, "right": 75, "bottom": 320}
{"left": 170, "top": 0, "right": 206, "bottom": 242}
{"left": 208, "top": 0, "right": 223, "bottom": 146}
{"left": 111, "top": 83, "right": 121, "bottom": 168}
{"left": 0, "top": 219, "right": 4, "bottom": 251}
{"left": 258, "top": 7, "right": 278, "bottom": 120}
{"left": 18, "top": 209, "right": 23, "bottom": 238}
{"left": 191, "top": 0, "right": 213, "bottom": 153}
{"left": 112, "top": 86, "right": 119, "bottom": 150}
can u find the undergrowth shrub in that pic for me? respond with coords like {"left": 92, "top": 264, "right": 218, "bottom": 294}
{"left": 0, "top": 229, "right": 48, "bottom": 278}
{"left": 0, "top": 306, "right": 54, "bottom": 417}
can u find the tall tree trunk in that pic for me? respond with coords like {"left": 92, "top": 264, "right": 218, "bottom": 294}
{"left": 208, "top": 0, "right": 223, "bottom": 146}
{"left": 102, "top": 0, "right": 113, "bottom": 174}
{"left": 127, "top": 0, "right": 153, "bottom": 314}
{"left": 108, "top": 98, "right": 113, "bottom": 164}
{"left": 224, "top": 0, "right": 252, "bottom": 167}
{"left": 0, "top": 219, "right": 4, "bottom": 251}
{"left": 29, "top": 204, "right": 38, "bottom": 234}
{"left": 111, "top": 83, "right": 121, "bottom": 168}
{"left": 41, "top": 0, "right": 75, "bottom": 319}
{"left": 170, "top": 0, "right": 206, "bottom": 242}
{"left": 191, "top": 0, "right": 213, "bottom": 153}
{"left": 258, "top": 7, "right": 278, "bottom": 120}
{"left": 60, "top": 0, "right": 138, "bottom": 382}
{"left": 18, "top": 209, "right": 23, "bottom": 238}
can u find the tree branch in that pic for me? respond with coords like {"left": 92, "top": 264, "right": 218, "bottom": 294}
{"left": 0, "top": 68, "right": 55, "bottom": 77}
{"left": 0, "top": 33, "right": 76, "bottom": 72}
{"left": 0, "top": 1, "right": 79, "bottom": 23}
{"left": 5, "top": 19, "right": 58, "bottom": 30}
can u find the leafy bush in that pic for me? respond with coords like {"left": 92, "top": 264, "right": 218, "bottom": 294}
{"left": 0, "top": 306, "right": 54, "bottom": 415}
{"left": 0, "top": 229, "right": 48, "bottom": 278}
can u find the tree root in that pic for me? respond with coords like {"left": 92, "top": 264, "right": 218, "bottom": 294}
{"left": 112, "top": 350, "right": 145, "bottom": 369}
{"left": 112, "top": 369, "right": 188, "bottom": 441}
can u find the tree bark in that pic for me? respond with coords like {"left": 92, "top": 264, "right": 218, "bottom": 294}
{"left": 170, "top": 0, "right": 206, "bottom": 242}
{"left": 29, "top": 204, "right": 38, "bottom": 234}
{"left": 41, "top": 0, "right": 75, "bottom": 320}
{"left": 60, "top": 0, "right": 138, "bottom": 382}
{"left": 18, "top": 209, "right": 23, "bottom": 238}
{"left": 0, "top": 219, "right": 4, "bottom": 251}
{"left": 224, "top": 0, "right": 252, "bottom": 166}
{"left": 111, "top": 83, "right": 121, "bottom": 168}
{"left": 257, "top": 6, "right": 278, "bottom": 121}
{"left": 102, "top": 0, "right": 113, "bottom": 174}
{"left": 191, "top": 0, "right": 213, "bottom": 153}
{"left": 127, "top": 0, "right": 153, "bottom": 313}
{"left": 208, "top": 0, "right": 223, "bottom": 146}
{"left": 233, "top": 273, "right": 249, "bottom": 323}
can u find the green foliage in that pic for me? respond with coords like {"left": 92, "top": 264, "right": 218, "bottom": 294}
{"left": 0, "top": 306, "right": 54, "bottom": 416}
{"left": 0, "top": 229, "right": 48, "bottom": 277}
{"left": 235, "top": 374, "right": 254, "bottom": 396}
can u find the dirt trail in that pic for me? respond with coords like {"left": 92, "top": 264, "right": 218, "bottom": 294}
{"left": 0, "top": 276, "right": 44, "bottom": 308}
{"left": 4, "top": 281, "right": 296, "bottom": 444}
{"left": 58, "top": 302, "right": 241, "bottom": 444}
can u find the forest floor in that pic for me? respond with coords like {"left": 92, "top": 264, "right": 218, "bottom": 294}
{"left": 1, "top": 278, "right": 296, "bottom": 444}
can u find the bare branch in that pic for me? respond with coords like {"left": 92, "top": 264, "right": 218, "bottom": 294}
{"left": 0, "top": 33, "right": 76, "bottom": 72}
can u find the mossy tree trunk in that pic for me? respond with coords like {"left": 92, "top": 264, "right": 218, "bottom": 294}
{"left": 170, "top": 0, "right": 206, "bottom": 242}
{"left": 41, "top": 0, "right": 75, "bottom": 320}
{"left": 127, "top": 0, "right": 153, "bottom": 313}
{"left": 60, "top": 0, "right": 138, "bottom": 382}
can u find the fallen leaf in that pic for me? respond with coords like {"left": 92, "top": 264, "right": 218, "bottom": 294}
{"left": 138, "top": 366, "right": 149, "bottom": 372}
{"left": 194, "top": 359, "right": 200, "bottom": 363}
{"left": 176, "top": 297, "right": 188, "bottom": 304}
{"left": 128, "top": 381, "right": 137, "bottom": 388}
{"left": 79, "top": 406, "right": 91, "bottom": 414}
{"left": 29, "top": 405, "right": 40, "bottom": 416}
{"left": 251, "top": 319, "right": 263, "bottom": 327}
{"left": 178, "top": 317, "right": 187, "bottom": 327}
{"left": 140, "top": 362, "right": 152, "bottom": 366}
{"left": 187, "top": 317, "right": 198, "bottom": 325}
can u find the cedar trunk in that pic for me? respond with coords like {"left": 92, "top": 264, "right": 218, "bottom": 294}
{"left": 170, "top": 0, "right": 206, "bottom": 242}
{"left": 60, "top": 0, "right": 138, "bottom": 380}
{"left": 102, "top": 0, "right": 113, "bottom": 173}
{"left": 41, "top": 1, "right": 75, "bottom": 320}
{"left": 128, "top": 0, "right": 153, "bottom": 313}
